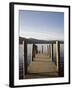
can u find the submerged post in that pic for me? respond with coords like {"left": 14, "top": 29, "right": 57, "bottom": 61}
{"left": 51, "top": 44, "right": 53, "bottom": 61}
{"left": 56, "top": 41, "right": 60, "bottom": 73}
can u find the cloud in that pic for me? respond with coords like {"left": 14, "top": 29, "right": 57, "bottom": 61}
{"left": 20, "top": 30, "right": 64, "bottom": 40}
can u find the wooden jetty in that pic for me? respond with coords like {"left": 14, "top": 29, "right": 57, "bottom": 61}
{"left": 27, "top": 53, "right": 58, "bottom": 77}
{"left": 19, "top": 37, "right": 64, "bottom": 79}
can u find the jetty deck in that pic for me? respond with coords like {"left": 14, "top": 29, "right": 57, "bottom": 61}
{"left": 19, "top": 37, "right": 64, "bottom": 79}
{"left": 27, "top": 53, "right": 58, "bottom": 78}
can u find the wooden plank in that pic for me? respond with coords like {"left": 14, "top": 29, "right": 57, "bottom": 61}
{"left": 28, "top": 61, "right": 58, "bottom": 76}
{"left": 34, "top": 53, "right": 50, "bottom": 61}
{"left": 28, "top": 53, "right": 58, "bottom": 77}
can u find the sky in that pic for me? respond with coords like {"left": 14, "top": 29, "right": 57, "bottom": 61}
{"left": 19, "top": 10, "right": 64, "bottom": 40}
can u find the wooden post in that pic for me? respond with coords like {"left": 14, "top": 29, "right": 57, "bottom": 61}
{"left": 48, "top": 44, "right": 51, "bottom": 58}
{"left": 56, "top": 41, "right": 60, "bottom": 73}
{"left": 47, "top": 45, "right": 48, "bottom": 55}
{"left": 32, "top": 44, "right": 34, "bottom": 61}
{"left": 22, "top": 41, "right": 25, "bottom": 78}
{"left": 42, "top": 45, "right": 43, "bottom": 54}
{"left": 51, "top": 44, "right": 53, "bottom": 61}
{"left": 24, "top": 40, "right": 27, "bottom": 75}
{"left": 32, "top": 43, "right": 35, "bottom": 61}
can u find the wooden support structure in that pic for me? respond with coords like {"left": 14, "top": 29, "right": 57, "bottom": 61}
{"left": 22, "top": 41, "right": 25, "bottom": 78}
{"left": 42, "top": 45, "right": 43, "bottom": 54}
{"left": 48, "top": 44, "right": 51, "bottom": 58}
{"left": 56, "top": 41, "right": 60, "bottom": 74}
{"left": 32, "top": 43, "right": 36, "bottom": 61}
{"left": 47, "top": 45, "right": 48, "bottom": 54}
{"left": 51, "top": 44, "right": 53, "bottom": 61}
{"left": 19, "top": 37, "right": 64, "bottom": 77}
{"left": 24, "top": 40, "right": 27, "bottom": 75}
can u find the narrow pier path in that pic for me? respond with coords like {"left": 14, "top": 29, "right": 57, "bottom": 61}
{"left": 27, "top": 53, "right": 58, "bottom": 77}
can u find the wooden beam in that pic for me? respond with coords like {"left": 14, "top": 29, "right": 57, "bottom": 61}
{"left": 56, "top": 41, "right": 60, "bottom": 74}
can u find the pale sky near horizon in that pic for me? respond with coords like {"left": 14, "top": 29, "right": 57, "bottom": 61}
{"left": 19, "top": 10, "right": 64, "bottom": 40}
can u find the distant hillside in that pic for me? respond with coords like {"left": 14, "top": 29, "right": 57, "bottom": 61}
{"left": 19, "top": 37, "right": 64, "bottom": 44}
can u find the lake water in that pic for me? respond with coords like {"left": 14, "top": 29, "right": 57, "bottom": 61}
{"left": 19, "top": 43, "right": 64, "bottom": 65}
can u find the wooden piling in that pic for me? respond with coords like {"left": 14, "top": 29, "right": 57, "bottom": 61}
{"left": 22, "top": 41, "right": 25, "bottom": 78}
{"left": 48, "top": 44, "right": 51, "bottom": 58}
{"left": 47, "top": 45, "right": 48, "bottom": 55}
{"left": 42, "top": 45, "right": 43, "bottom": 54}
{"left": 24, "top": 40, "right": 27, "bottom": 75}
{"left": 51, "top": 44, "right": 53, "bottom": 61}
{"left": 32, "top": 43, "right": 36, "bottom": 61}
{"left": 56, "top": 41, "right": 60, "bottom": 73}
